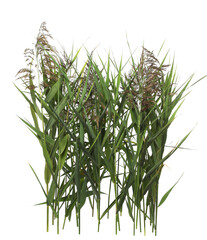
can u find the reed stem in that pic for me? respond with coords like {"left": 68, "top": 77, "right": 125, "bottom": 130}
{"left": 46, "top": 183, "right": 49, "bottom": 232}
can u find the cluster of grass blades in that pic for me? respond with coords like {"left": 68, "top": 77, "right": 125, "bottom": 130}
{"left": 15, "top": 22, "right": 201, "bottom": 236}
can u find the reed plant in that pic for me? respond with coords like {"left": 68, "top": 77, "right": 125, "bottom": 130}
{"left": 15, "top": 22, "right": 201, "bottom": 235}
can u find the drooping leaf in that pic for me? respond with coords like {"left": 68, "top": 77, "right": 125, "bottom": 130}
{"left": 158, "top": 174, "right": 183, "bottom": 207}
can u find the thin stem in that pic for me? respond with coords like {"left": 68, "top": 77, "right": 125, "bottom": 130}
{"left": 143, "top": 198, "right": 146, "bottom": 236}
{"left": 155, "top": 183, "right": 159, "bottom": 236}
{"left": 92, "top": 196, "right": 95, "bottom": 217}
{"left": 107, "top": 180, "right": 112, "bottom": 219}
{"left": 133, "top": 199, "right": 136, "bottom": 236}
{"left": 46, "top": 183, "right": 49, "bottom": 232}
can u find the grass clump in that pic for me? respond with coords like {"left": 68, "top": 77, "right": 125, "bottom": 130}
{"left": 15, "top": 22, "right": 199, "bottom": 235}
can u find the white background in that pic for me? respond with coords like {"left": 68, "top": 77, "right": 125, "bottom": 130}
{"left": 1, "top": 0, "right": 207, "bottom": 239}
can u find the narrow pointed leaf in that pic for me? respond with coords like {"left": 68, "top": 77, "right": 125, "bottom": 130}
{"left": 158, "top": 174, "right": 183, "bottom": 207}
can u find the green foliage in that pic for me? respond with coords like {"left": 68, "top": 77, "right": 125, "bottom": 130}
{"left": 16, "top": 22, "right": 197, "bottom": 235}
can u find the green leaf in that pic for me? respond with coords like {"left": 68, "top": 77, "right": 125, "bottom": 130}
{"left": 100, "top": 194, "right": 121, "bottom": 220}
{"left": 126, "top": 198, "right": 134, "bottom": 221}
{"left": 80, "top": 178, "right": 87, "bottom": 209}
{"left": 58, "top": 172, "right": 75, "bottom": 199}
{"left": 92, "top": 61, "right": 109, "bottom": 101}
{"left": 44, "top": 163, "right": 51, "bottom": 185}
{"left": 75, "top": 61, "right": 88, "bottom": 102}
{"left": 115, "top": 58, "right": 122, "bottom": 99}
{"left": 42, "top": 141, "right": 53, "bottom": 185}
{"left": 45, "top": 78, "right": 62, "bottom": 102}
{"left": 89, "top": 130, "right": 102, "bottom": 151}
{"left": 65, "top": 198, "right": 76, "bottom": 217}
{"left": 106, "top": 53, "right": 110, "bottom": 87}
{"left": 47, "top": 168, "right": 59, "bottom": 204}
{"left": 144, "top": 130, "right": 192, "bottom": 180}
{"left": 75, "top": 145, "right": 81, "bottom": 205}
{"left": 45, "top": 94, "right": 69, "bottom": 132}
{"left": 117, "top": 173, "right": 134, "bottom": 214}
{"left": 73, "top": 106, "right": 95, "bottom": 139}
{"left": 29, "top": 164, "right": 47, "bottom": 198}
{"left": 59, "top": 135, "right": 68, "bottom": 155}
{"left": 79, "top": 61, "right": 91, "bottom": 105}
{"left": 30, "top": 104, "right": 40, "bottom": 131}
{"left": 158, "top": 174, "right": 183, "bottom": 207}
{"left": 60, "top": 144, "right": 68, "bottom": 170}
{"left": 18, "top": 117, "right": 54, "bottom": 145}
{"left": 14, "top": 83, "right": 44, "bottom": 121}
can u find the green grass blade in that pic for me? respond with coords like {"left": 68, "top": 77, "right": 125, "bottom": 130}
{"left": 45, "top": 78, "right": 62, "bottom": 102}
{"left": 29, "top": 164, "right": 47, "bottom": 197}
{"left": 144, "top": 130, "right": 192, "bottom": 180}
{"left": 158, "top": 173, "right": 183, "bottom": 207}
